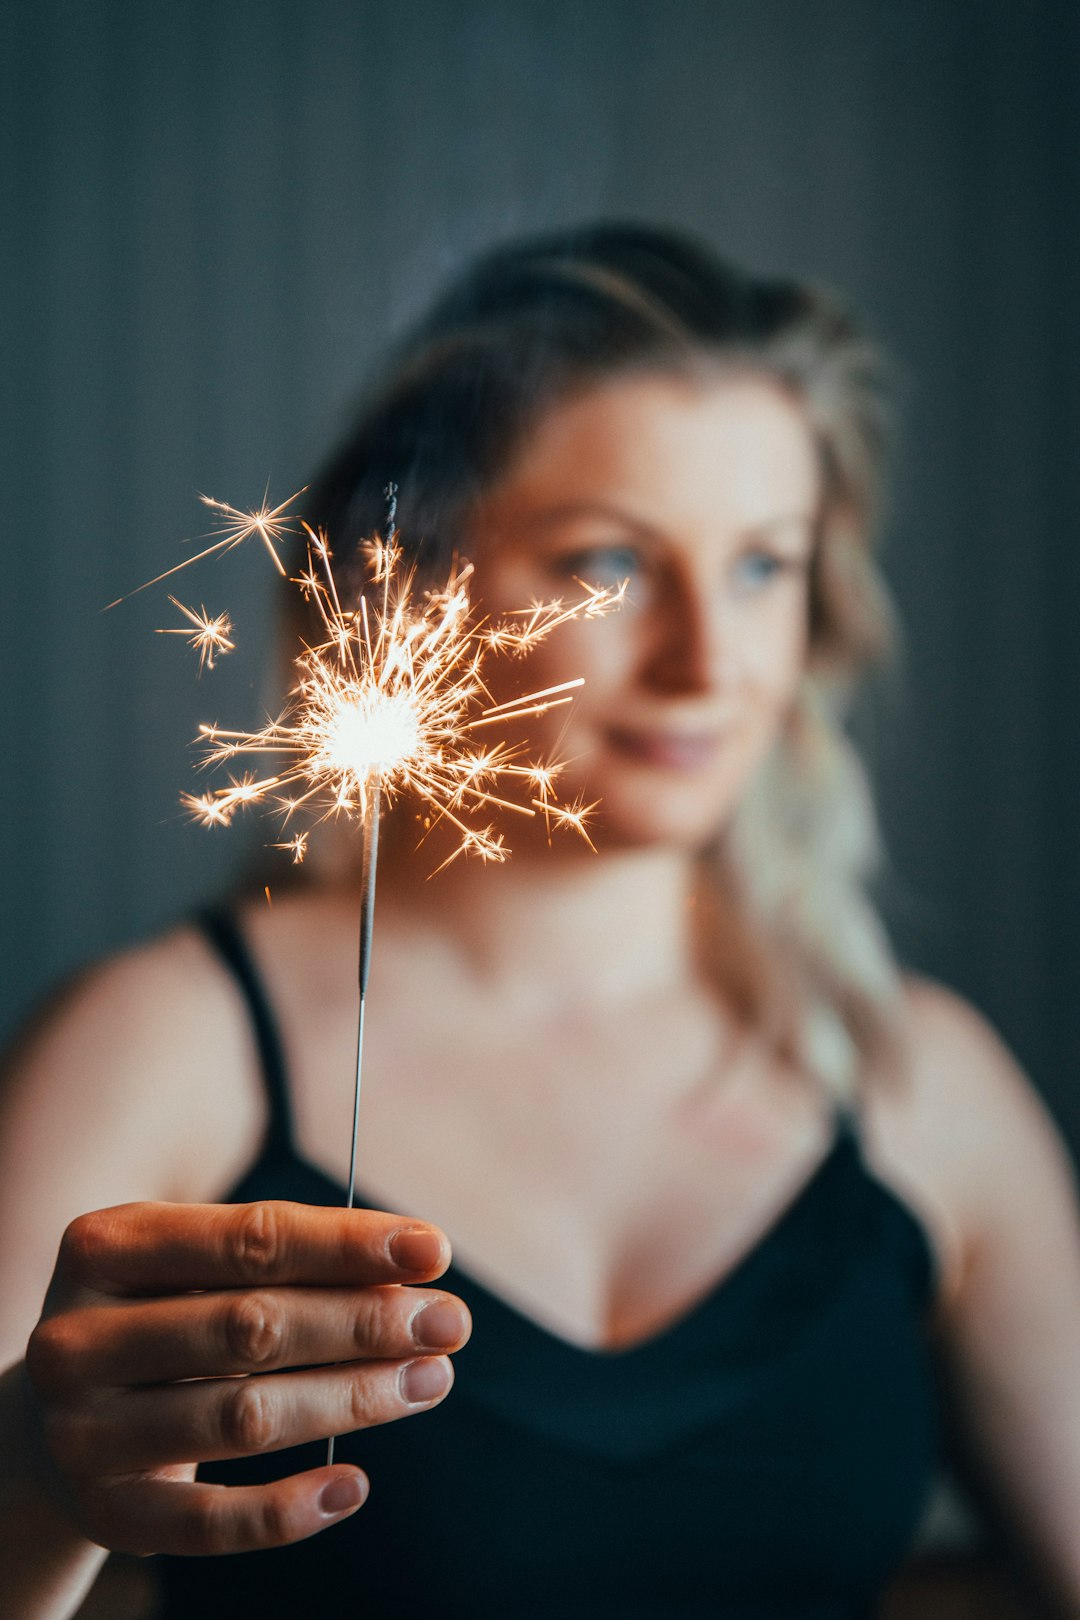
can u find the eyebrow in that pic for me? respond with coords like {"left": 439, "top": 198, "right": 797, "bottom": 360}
{"left": 515, "top": 500, "right": 656, "bottom": 535}
{"left": 738, "top": 513, "right": 817, "bottom": 546}
{"left": 516, "top": 501, "right": 816, "bottom": 545}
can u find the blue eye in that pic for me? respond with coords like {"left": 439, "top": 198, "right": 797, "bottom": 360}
{"left": 731, "top": 551, "right": 789, "bottom": 591}
{"left": 560, "top": 546, "right": 642, "bottom": 587}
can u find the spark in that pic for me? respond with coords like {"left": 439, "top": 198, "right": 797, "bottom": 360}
{"left": 481, "top": 582, "right": 622, "bottom": 654}
{"left": 157, "top": 492, "right": 625, "bottom": 866}
{"left": 105, "top": 487, "right": 306, "bottom": 607}
{"left": 534, "top": 794, "right": 601, "bottom": 851}
{"left": 272, "top": 831, "right": 309, "bottom": 864}
{"left": 179, "top": 790, "right": 232, "bottom": 826}
{"left": 156, "top": 596, "right": 235, "bottom": 672}
{"left": 195, "top": 490, "right": 302, "bottom": 574}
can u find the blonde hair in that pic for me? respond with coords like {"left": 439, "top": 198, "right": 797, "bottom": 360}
{"left": 302, "top": 224, "right": 902, "bottom": 1099}
{"left": 722, "top": 312, "right": 902, "bottom": 1100}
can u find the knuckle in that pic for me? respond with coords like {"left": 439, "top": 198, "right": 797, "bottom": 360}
{"left": 184, "top": 1487, "right": 293, "bottom": 1555}
{"left": 351, "top": 1287, "right": 397, "bottom": 1356}
{"left": 185, "top": 1490, "right": 235, "bottom": 1557}
{"left": 219, "top": 1377, "right": 280, "bottom": 1454}
{"left": 25, "top": 1314, "right": 82, "bottom": 1397}
{"left": 226, "top": 1202, "right": 286, "bottom": 1280}
{"left": 254, "top": 1491, "right": 295, "bottom": 1548}
{"left": 57, "top": 1209, "right": 113, "bottom": 1282}
{"left": 346, "top": 1371, "right": 386, "bottom": 1431}
{"left": 222, "top": 1292, "right": 287, "bottom": 1368}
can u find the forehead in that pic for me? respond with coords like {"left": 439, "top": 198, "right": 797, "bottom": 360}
{"left": 482, "top": 370, "right": 821, "bottom": 533}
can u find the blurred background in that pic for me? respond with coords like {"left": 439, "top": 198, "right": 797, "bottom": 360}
{"left": 2, "top": 0, "right": 1078, "bottom": 1152}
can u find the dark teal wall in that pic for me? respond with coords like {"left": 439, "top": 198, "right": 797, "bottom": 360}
{"left": 3, "top": 0, "right": 1078, "bottom": 1132}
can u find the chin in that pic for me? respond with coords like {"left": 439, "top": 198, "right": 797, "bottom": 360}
{"left": 586, "top": 784, "right": 736, "bottom": 854}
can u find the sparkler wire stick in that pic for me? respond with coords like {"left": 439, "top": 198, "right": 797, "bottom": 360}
{"left": 327, "top": 772, "right": 381, "bottom": 1467}
{"left": 328, "top": 487, "right": 395, "bottom": 1470}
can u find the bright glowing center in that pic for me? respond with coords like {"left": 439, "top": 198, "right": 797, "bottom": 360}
{"left": 322, "top": 688, "right": 421, "bottom": 781}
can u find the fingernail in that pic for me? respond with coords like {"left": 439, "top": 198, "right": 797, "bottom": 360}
{"left": 400, "top": 1356, "right": 452, "bottom": 1405}
{"left": 389, "top": 1227, "right": 445, "bottom": 1273}
{"left": 412, "top": 1301, "right": 467, "bottom": 1350}
{"left": 320, "top": 1473, "right": 368, "bottom": 1516}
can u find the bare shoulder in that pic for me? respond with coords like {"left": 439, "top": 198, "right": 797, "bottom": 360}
{"left": 6, "top": 926, "right": 233, "bottom": 1080}
{"left": 0, "top": 927, "right": 264, "bottom": 1261}
{"left": 860, "top": 974, "right": 1077, "bottom": 1319}
{"left": 900, "top": 975, "right": 1066, "bottom": 1177}
{"left": 902, "top": 973, "right": 1024, "bottom": 1085}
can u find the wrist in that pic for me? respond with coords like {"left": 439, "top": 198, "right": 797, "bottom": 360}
{"left": 0, "top": 1360, "right": 106, "bottom": 1620}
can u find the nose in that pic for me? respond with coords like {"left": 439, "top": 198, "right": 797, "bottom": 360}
{"left": 645, "top": 567, "right": 728, "bottom": 696}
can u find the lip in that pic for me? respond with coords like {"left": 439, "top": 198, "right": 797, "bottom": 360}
{"left": 605, "top": 725, "right": 726, "bottom": 770}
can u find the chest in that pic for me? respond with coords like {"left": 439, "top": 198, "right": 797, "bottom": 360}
{"left": 281, "top": 963, "right": 837, "bottom": 1349}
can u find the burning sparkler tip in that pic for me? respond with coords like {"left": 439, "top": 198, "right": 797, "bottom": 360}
{"left": 155, "top": 489, "right": 624, "bottom": 868}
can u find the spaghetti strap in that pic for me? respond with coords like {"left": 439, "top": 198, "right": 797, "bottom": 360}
{"left": 196, "top": 907, "right": 297, "bottom": 1164}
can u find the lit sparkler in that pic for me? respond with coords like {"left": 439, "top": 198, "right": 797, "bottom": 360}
{"left": 149, "top": 484, "right": 624, "bottom": 1464}
{"left": 180, "top": 510, "right": 621, "bottom": 866}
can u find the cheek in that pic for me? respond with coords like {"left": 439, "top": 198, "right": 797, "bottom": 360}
{"left": 738, "top": 598, "right": 809, "bottom": 705}
{"left": 468, "top": 623, "right": 628, "bottom": 774}
{"left": 503, "top": 619, "right": 636, "bottom": 706}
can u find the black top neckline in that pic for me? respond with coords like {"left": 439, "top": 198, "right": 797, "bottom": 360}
{"left": 268, "top": 1122, "right": 862, "bottom": 1360}
{"left": 200, "top": 903, "right": 941, "bottom": 1353}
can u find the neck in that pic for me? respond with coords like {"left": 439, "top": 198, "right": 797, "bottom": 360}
{"left": 376, "top": 826, "right": 701, "bottom": 1009}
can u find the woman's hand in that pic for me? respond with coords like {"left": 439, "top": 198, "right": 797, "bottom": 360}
{"left": 21, "top": 1199, "right": 470, "bottom": 1558}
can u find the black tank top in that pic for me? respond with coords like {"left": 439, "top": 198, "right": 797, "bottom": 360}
{"left": 155, "top": 909, "right": 941, "bottom": 1620}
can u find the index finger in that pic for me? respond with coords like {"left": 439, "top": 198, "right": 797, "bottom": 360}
{"left": 58, "top": 1201, "right": 450, "bottom": 1296}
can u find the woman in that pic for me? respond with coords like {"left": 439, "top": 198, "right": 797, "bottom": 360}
{"left": 2, "top": 224, "right": 1079, "bottom": 1619}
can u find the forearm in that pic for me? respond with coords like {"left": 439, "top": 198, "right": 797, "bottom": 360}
{"left": 0, "top": 1361, "right": 107, "bottom": 1620}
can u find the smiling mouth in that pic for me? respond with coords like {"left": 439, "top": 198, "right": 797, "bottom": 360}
{"left": 606, "top": 726, "right": 725, "bottom": 770}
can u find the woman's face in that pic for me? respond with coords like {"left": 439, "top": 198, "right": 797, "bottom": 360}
{"left": 464, "top": 371, "right": 821, "bottom": 851}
